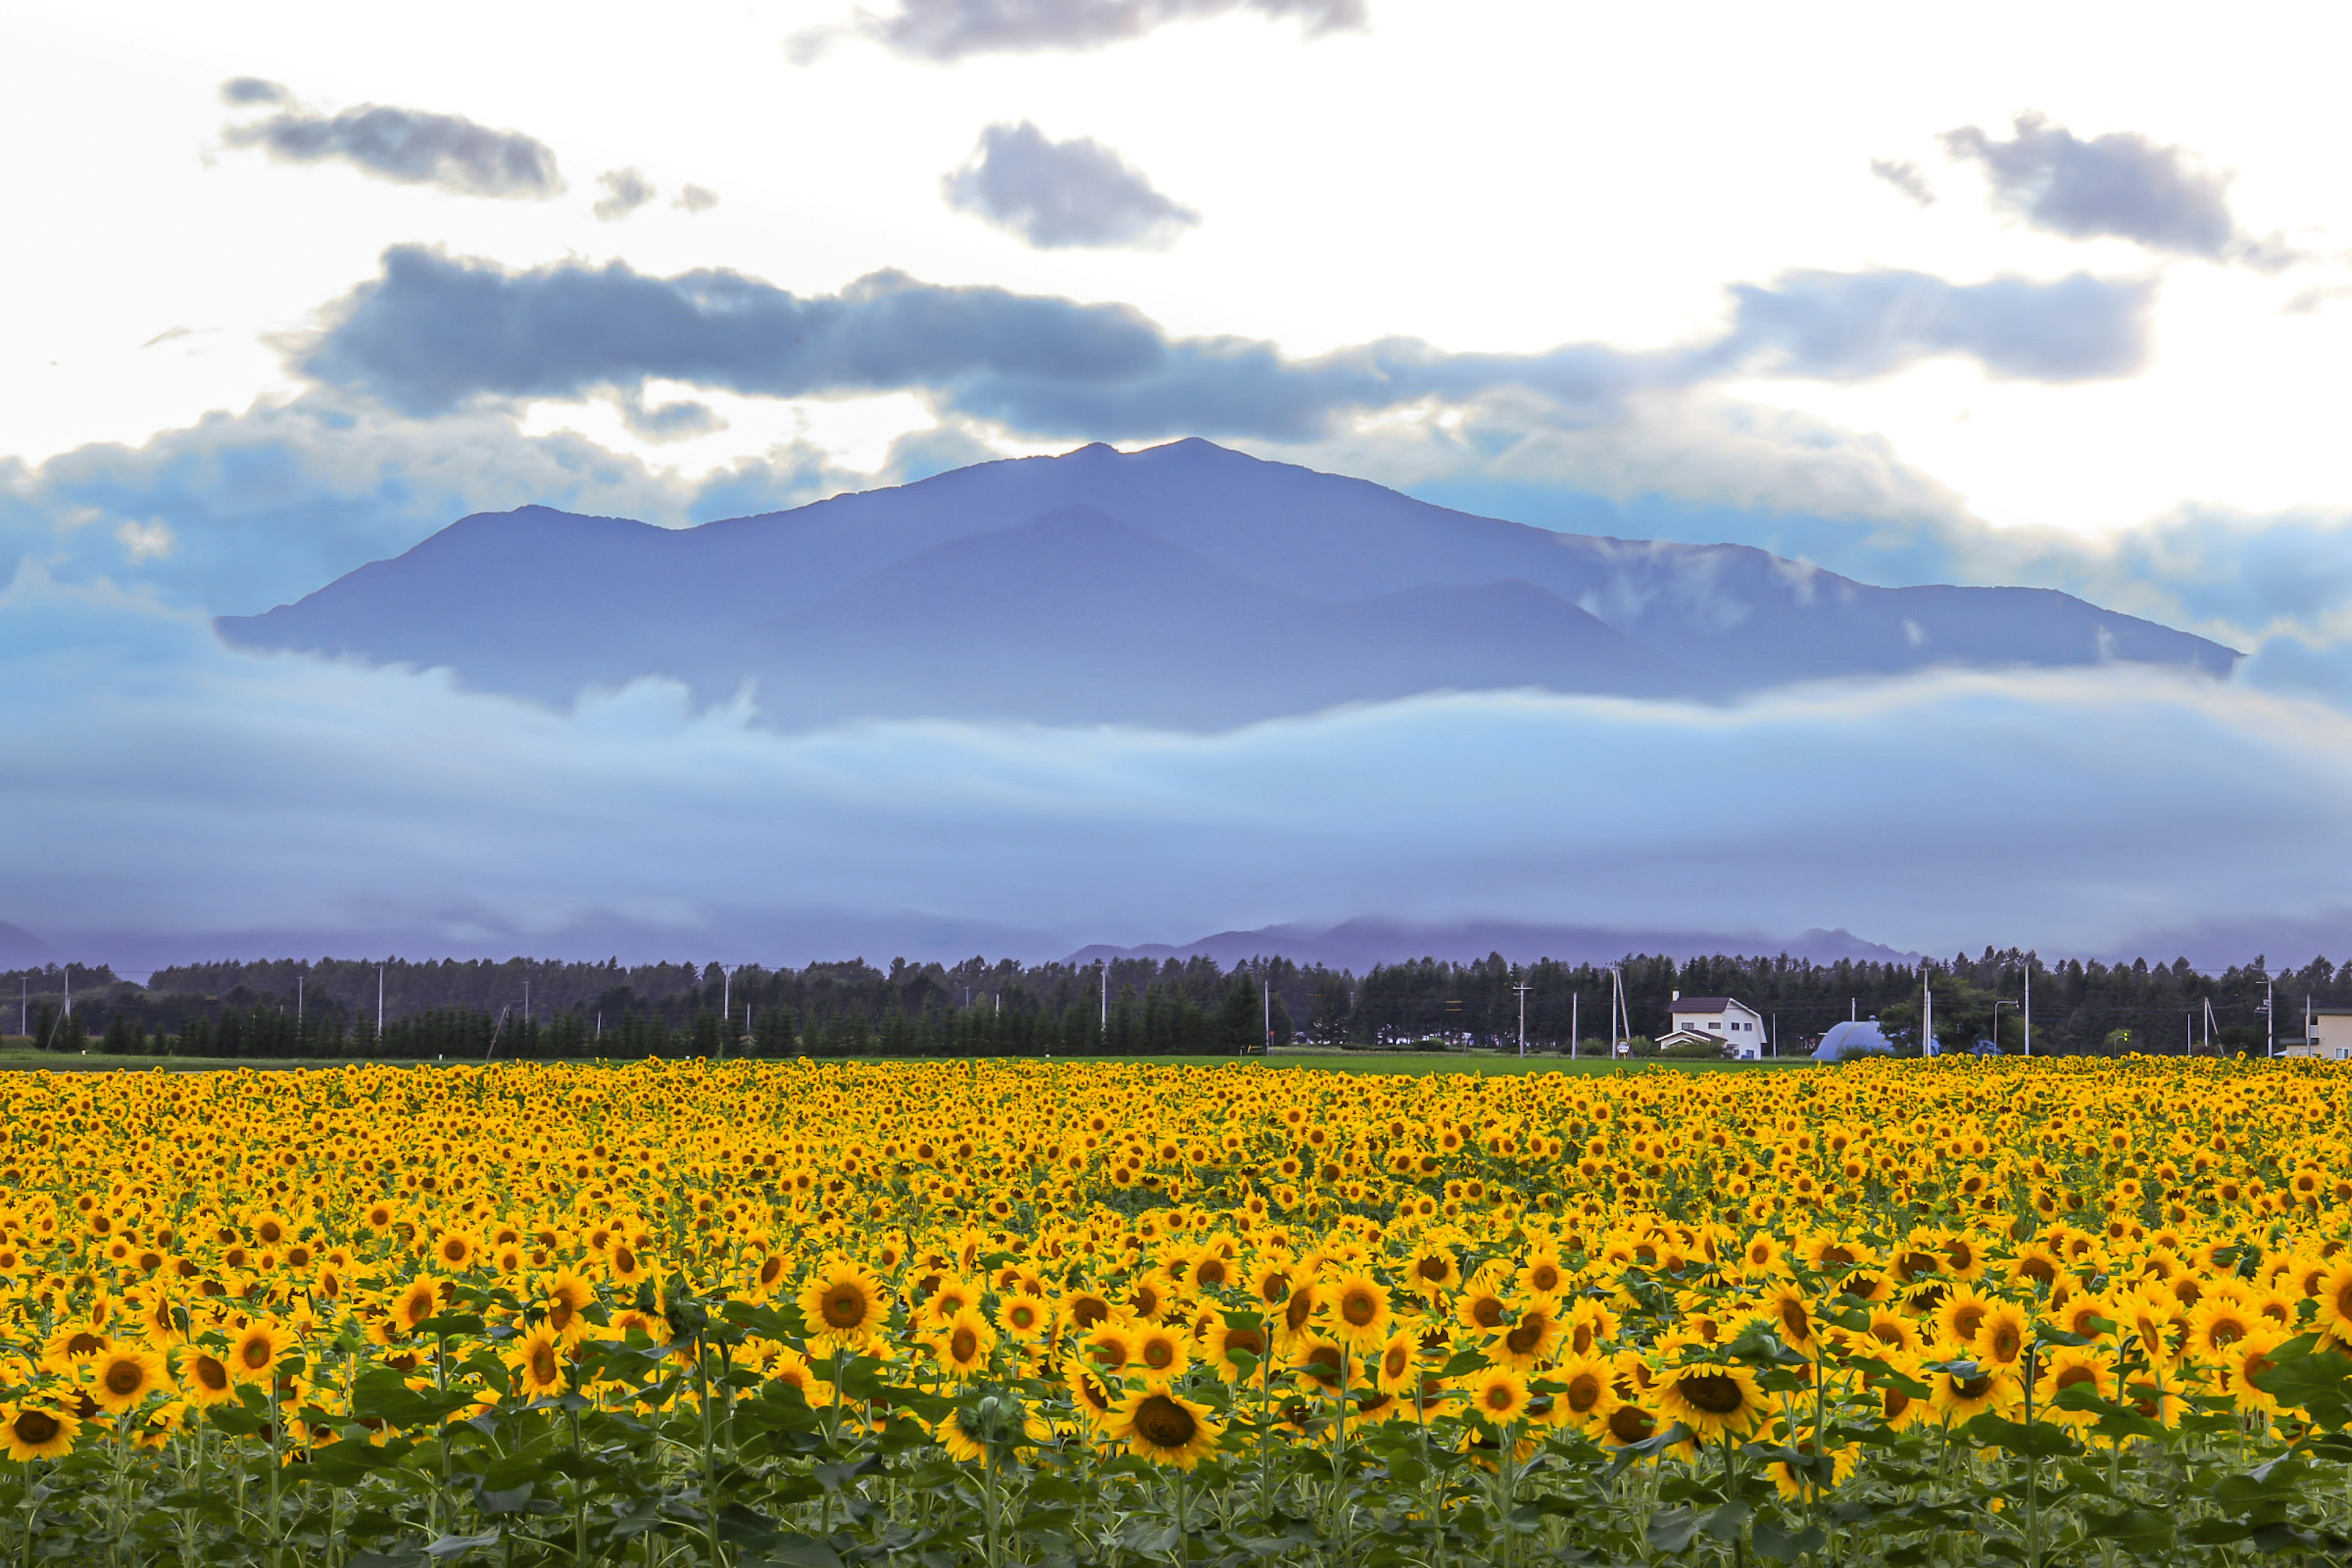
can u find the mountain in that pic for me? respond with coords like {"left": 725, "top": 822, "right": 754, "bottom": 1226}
{"left": 1066, "top": 918, "right": 1918, "bottom": 973}
{"left": 221, "top": 439, "right": 2238, "bottom": 728}
{"left": 0, "top": 921, "right": 56, "bottom": 971}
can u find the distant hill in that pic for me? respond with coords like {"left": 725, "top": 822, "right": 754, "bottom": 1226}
{"left": 221, "top": 438, "right": 2237, "bottom": 729}
{"left": 1068, "top": 918, "right": 1918, "bottom": 972}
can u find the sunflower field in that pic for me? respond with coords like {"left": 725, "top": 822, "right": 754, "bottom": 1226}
{"left": 7, "top": 1056, "right": 2352, "bottom": 1566}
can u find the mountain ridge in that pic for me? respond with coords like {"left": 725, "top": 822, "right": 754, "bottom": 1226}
{"left": 219, "top": 438, "right": 2239, "bottom": 729}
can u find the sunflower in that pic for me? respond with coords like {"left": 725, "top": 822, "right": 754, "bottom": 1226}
{"left": 747, "top": 1250, "right": 790, "bottom": 1299}
{"left": 1767, "top": 1441, "right": 1856, "bottom": 1502}
{"left": 507, "top": 1322, "right": 567, "bottom": 1398}
{"left": 1973, "top": 1302, "right": 2030, "bottom": 1368}
{"left": 2185, "top": 1295, "right": 2259, "bottom": 1361}
{"left": 1404, "top": 1245, "right": 1461, "bottom": 1298}
{"left": 2035, "top": 1346, "right": 2113, "bottom": 1427}
{"left": 1371, "top": 1327, "right": 1421, "bottom": 1396}
{"left": 607, "top": 1240, "right": 650, "bottom": 1286}
{"left": 2220, "top": 1326, "right": 2293, "bottom": 1415}
{"left": 1656, "top": 1361, "right": 1767, "bottom": 1439}
{"left": 2310, "top": 1259, "right": 2352, "bottom": 1346}
{"left": 799, "top": 1259, "right": 889, "bottom": 1349}
{"left": 1551, "top": 1352, "right": 1621, "bottom": 1434}
{"left": 431, "top": 1230, "right": 478, "bottom": 1273}
{"left": 1740, "top": 1232, "right": 1789, "bottom": 1279}
{"left": 1562, "top": 1298, "right": 1620, "bottom": 1359}
{"left": 1932, "top": 1286, "right": 1996, "bottom": 1354}
{"left": 0, "top": 1403, "right": 77, "bottom": 1463}
{"left": 1060, "top": 1289, "right": 1115, "bottom": 1334}
{"left": 996, "top": 1292, "right": 1052, "bottom": 1343}
{"left": 932, "top": 1307, "right": 998, "bottom": 1380}
{"left": 1291, "top": 1336, "right": 1349, "bottom": 1396}
{"left": 542, "top": 1268, "right": 597, "bottom": 1343}
{"left": 1518, "top": 1247, "right": 1569, "bottom": 1297}
{"left": 1081, "top": 1320, "right": 1138, "bottom": 1377}
{"left": 1133, "top": 1324, "right": 1189, "bottom": 1382}
{"left": 1067, "top": 1365, "right": 1119, "bottom": 1431}
{"left": 1455, "top": 1276, "right": 1510, "bottom": 1337}
{"left": 1319, "top": 1271, "right": 1392, "bottom": 1350}
{"left": 1491, "top": 1297, "right": 1564, "bottom": 1371}
{"left": 1461, "top": 1365, "right": 1531, "bottom": 1427}
{"left": 1928, "top": 1363, "right": 2018, "bottom": 1423}
{"left": 175, "top": 1344, "right": 238, "bottom": 1407}
{"left": 1108, "top": 1386, "right": 1223, "bottom": 1469}
{"left": 1199, "top": 1313, "right": 1272, "bottom": 1382}
{"left": 765, "top": 1344, "right": 835, "bottom": 1408}
{"left": 389, "top": 1277, "right": 443, "bottom": 1338}
{"left": 39, "top": 1324, "right": 110, "bottom": 1375}
{"left": 228, "top": 1322, "right": 295, "bottom": 1385}
{"left": 1759, "top": 1282, "right": 1820, "bottom": 1354}
{"left": 88, "top": 1347, "right": 170, "bottom": 1413}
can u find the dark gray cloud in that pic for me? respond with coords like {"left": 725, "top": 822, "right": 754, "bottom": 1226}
{"left": 219, "top": 77, "right": 290, "bottom": 106}
{"left": 295, "top": 247, "right": 2157, "bottom": 440}
{"left": 1714, "top": 268, "right": 2155, "bottom": 382}
{"left": 1869, "top": 156, "right": 1934, "bottom": 206}
{"left": 675, "top": 184, "right": 720, "bottom": 214}
{"left": 806, "top": 0, "right": 1366, "bottom": 61}
{"left": 943, "top": 121, "right": 1198, "bottom": 249}
{"left": 1941, "top": 111, "right": 2288, "bottom": 269}
{"left": 594, "top": 167, "right": 656, "bottom": 221}
{"left": 221, "top": 82, "right": 562, "bottom": 199}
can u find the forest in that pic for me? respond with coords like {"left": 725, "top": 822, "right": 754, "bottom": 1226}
{"left": 0, "top": 943, "right": 2337, "bottom": 1060}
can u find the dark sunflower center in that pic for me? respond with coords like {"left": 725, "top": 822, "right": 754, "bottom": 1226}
{"left": 67, "top": 1333, "right": 102, "bottom": 1356}
{"left": 1418, "top": 1258, "right": 1449, "bottom": 1281}
{"left": 1142, "top": 1339, "right": 1174, "bottom": 1368}
{"left": 1471, "top": 1297, "right": 1504, "bottom": 1329}
{"left": 822, "top": 1286, "right": 867, "bottom": 1327}
{"left": 1228, "top": 1329, "right": 1265, "bottom": 1357}
{"left": 14, "top": 1412, "right": 59, "bottom": 1445}
{"left": 241, "top": 1339, "right": 271, "bottom": 1369}
{"left": 1133, "top": 1393, "right": 1197, "bottom": 1449}
{"left": 1342, "top": 1291, "right": 1378, "bottom": 1326}
{"left": 531, "top": 1344, "right": 559, "bottom": 1384}
{"left": 951, "top": 1329, "right": 979, "bottom": 1362}
{"left": 1678, "top": 1373, "right": 1746, "bottom": 1415}
{"left": 2054, "top": 1366, "right": 2095, "bottom": 1390}
{"left": 1953, "top": 1375, "right": 1993, "bottom": 1400}
{"left": 105, "top": 1360, "right": 144, "bottom": 1396}
{"left": 1504, "top": 1317, "right": 1545, "bottom": 1355}
{"left": 1566, "top": 1373, "right": 1602, "bottom": 1412}
{"left": 196, "top": 1357, "right": 229, "bottom": 1391}
{"left": 1608, "top": 1405, "right": 1654, "bottom": 1442}
{"left": 1383, "top": 1344, "right": 1409, "bottom": 1378}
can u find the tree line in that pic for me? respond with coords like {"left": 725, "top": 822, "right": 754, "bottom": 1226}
{"left": 3, "top": 945, "right": 2340, "bottom": 1060}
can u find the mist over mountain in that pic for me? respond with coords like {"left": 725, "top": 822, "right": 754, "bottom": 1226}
{"left": 220, "top": 439, "right": 2236, "bottom": 730}
{"left": 1068, "top": 918, "right": 1919, "bottom": 973}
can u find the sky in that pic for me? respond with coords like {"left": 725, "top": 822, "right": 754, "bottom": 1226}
{"left": 5, "top": 0, "right": 2352, "bottom": 969}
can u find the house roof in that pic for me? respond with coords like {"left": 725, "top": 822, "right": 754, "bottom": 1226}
{"left": 1672, "top": 997, "right": 1753, "bottom": 1014}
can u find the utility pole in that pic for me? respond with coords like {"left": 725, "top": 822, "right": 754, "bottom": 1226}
{"left": 62, "top": 965, "right": 70, "bottom": 1022}
{"left": 377, "top": 964, "right": 384, "bottom": 1036}
{"left": 1100, "top": 963, "right": 1108, "bottom": 1031}
{"left": 1608, "top": 967, "right": 1624, "bottom": 1058}
{"left": 1570, "top": 992, "right": 1578, "bottom": 1060}
{"left": 1262, "top": 978, "right": 1272, "bottom": 1054}
{"left": 1771, "top": 1012, "right": 1777, "bottom": 1058}
{"left": 1513, "top": 980, "right": 1531, "bottom": 1057}
{"left": 523, "top": 979, "right": 530, "bottom": 1026}
{"left": 2265, "top": 977, "right": 2275, "bottom": 1058}
{"left": 2023, "top": 960, "right": 2032, "bottom": 1058}
{"left": 1920, "top": 964, "right": 1933, "bottom": 1056}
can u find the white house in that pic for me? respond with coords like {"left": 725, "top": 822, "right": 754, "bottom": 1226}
{"left": 1667, "top": 993, "right": 1768, "bottom": 1060}
{"left": 2280, "top": 1007, "right": 2352, "bottom": 1060}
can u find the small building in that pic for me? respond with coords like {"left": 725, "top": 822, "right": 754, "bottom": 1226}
{"left": 1814, "top": 1019, "right": 1894, "bottom": 1062}
{"left": 1668, "top": 993, "right": 1768, "bottom": 1058}
{"left": 1655, "top": 1027, "right": 1736, "bottom": 1057}
{"left": 2279, "top": 1008, "right": 2352, "bottom": 1060}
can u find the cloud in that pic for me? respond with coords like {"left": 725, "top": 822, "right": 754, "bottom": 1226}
{"left": 8, "top": 571, "right": 2352, "bottom": 965}
{"left": 293, "top": 247, "right": 2156, "bottom": 440}
{"left": 674, "top": 184, "right": 720, "bottom": 213}
{"left": 795, "top": 0, "right": 1366, "bottom": 63}
{"left": 1869, "top": 156, "right": 1934, "bottom": 206}
{"left": 219, "top": 77, "right": 290, "bottom": 106}
{"left": 1941, "top": 111, "right": 2291, "bottom": 270}
{"left": 1713, "top": 268, "right": 2155, "bottom": 382}
{"left": 220, "top": 82, "right": 562, "bottom": 199}
{"left": 943, "top": 121, "right": 1199, "bottom": 249}
{"left": 594, "top": 167, "right": 656, "bottom": 221}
